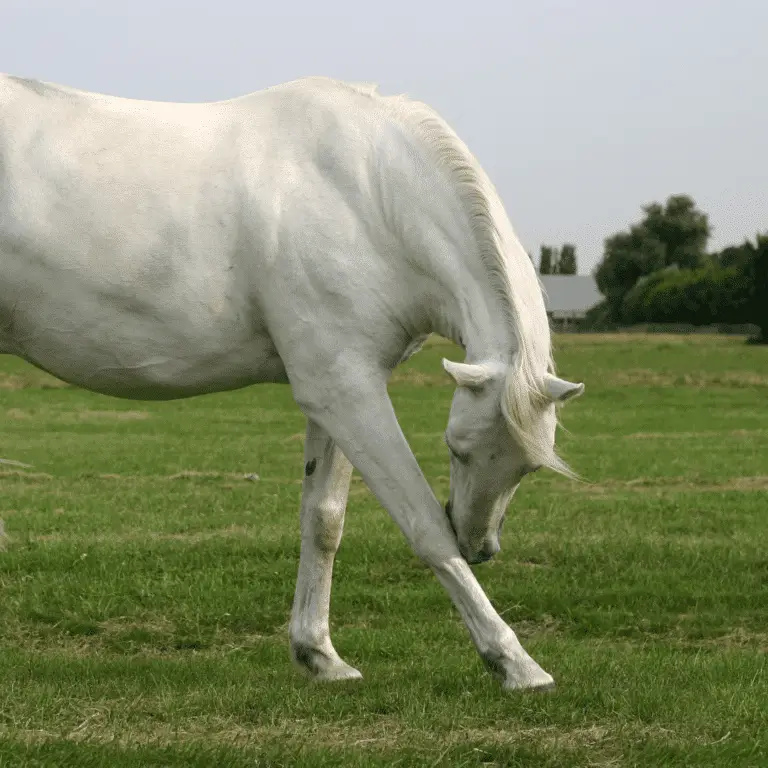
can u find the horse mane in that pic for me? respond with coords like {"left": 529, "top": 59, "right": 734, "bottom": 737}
{"left": 341, "top": 80, "right": 573, "bottom": 476}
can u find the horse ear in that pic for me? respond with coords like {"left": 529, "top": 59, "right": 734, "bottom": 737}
{"left": 442, "top": 359, "right": 496, "bottom": 390}
{"left": 544, "top": 374, "right": 584, "bottom": 403}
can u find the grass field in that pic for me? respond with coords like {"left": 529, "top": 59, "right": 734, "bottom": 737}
{"left": 0, "top": 333, "right": 766, "bottom": 767}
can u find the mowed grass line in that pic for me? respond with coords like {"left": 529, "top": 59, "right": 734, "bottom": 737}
{"left": 1, "top": 334, "right": 766, "bottom": 766}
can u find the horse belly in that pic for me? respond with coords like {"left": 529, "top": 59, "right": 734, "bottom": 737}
{"left": 0, "top": 274, "right": 287, "bottom": 399}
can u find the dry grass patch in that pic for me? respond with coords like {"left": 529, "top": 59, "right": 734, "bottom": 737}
{"left": 348, "top": 485, "right": 374, "bottom": 499}
{"left": 626, "top": 429, "right": 763, "bottom": 440}
{"left": 153, "top": 524, "right": 254, "bottom": 543}
{"left": 0, "top": 371, "right": 70, "bottom": 390}
{"left": 555, "top": 333, "right": 744, "bottom": 346}
{"left": 16, "top": 523, "right": 260, "bottom": 547}
{"left": 88, "top": 471, "right": 263, "bottom": 483}
{"left": 610, "top": 369, "right": 768, "bottom": 388}
{"left": 77, "top": 410, "right": 150, "bottom": 421}
{"left": 3, "top": 407, "right": 150, "bottom": 422}
{"left": 579, "top": 428, "right": 768, "bottom": 442}
{"left": 95, "top": 617, "right": 176, "bottom": 635}
{"left": 620, "top": 475, "right": 768, "bottom": 492}
{"left": 0, "top": 718, "right": 685, "bottom": 756}
{"left": 5, "top": 408, "right": 31, "bottom": 420}
{"left": 0, "top": 617, "right": 274, "bottom": 661}
{"left": 693, "top": 628, "right": 768, "bottom": 652}
{"left": 389, "top": 368, "right": 447, "bottom": 387}
{"left": 550, "top": 474, "right": 768, "bottom": 496}
{"left": 0, "top": 470, "right": 53, "bottom": 481}
{"left": 165, "top": 470, "right": 256, "bottom": 481}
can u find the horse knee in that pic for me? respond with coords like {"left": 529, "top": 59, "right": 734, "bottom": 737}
{"left": 306, "top": 499, "right": 345, "bottom": 554}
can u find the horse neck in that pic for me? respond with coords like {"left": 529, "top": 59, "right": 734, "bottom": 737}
{"left": 424, "top": 249, "right": 516, "bottom": 366}
{"left": 390, "top": 145, "right": 520, "bottom": 367}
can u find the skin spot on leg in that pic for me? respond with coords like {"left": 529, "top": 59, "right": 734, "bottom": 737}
{"left": 305, "top": 458, "right": 317, "bottom": 477}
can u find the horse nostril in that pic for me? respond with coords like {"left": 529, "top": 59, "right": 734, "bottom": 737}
{"left": 445, "top": 501, "right": 452, "bottom": 517}
{"left": 475, "top": 542, "right": 500, "bottom": 563}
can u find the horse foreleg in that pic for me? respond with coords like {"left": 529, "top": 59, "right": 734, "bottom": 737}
{"left": 289, "top": 418, "right": 361, "bottom": 681}
{"left": 294, "top": 373, "right": 554, "bottom": 691}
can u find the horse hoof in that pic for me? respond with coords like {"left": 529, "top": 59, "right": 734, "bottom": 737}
{"left": 291, "top": 642, "right": 363, "bottom": 682}
{"left": 315, "top": 662, "right": 363, "bottom": 682}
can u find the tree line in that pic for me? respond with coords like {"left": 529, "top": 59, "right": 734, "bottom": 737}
{"left": 533, "top": 195, "right": 766, "bottom": 343}
{"left": 536, "top": 244, "right": 578, "bottom": 275}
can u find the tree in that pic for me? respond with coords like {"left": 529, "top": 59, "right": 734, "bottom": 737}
{"left": 539, "top": 245, "right": 554, "bottom": 275}
{"left": 641, "top": 195, "right": 710, "bottom": 269}
{"left": 558, "top": 243, "right": 577, "bottom": 275}
{"left": 618, "top": 233, "right": 768, "bottom": 344}
{"left": 743, "top": 233, "right": 768, "bottom": 343}
{"left": 716, "top": 244, "right": 753, "bottom": 270}
{"left": 539, "top": 244, "right": 577, "bottom": 275}
{"left": 596, "top": 228, "right": 666, "bottom": 310}
{"left": 710, "top": 234, "right": 767, "bottom": 341}
{"left": 594, "top": 195, "right": 711, "bottom": 319}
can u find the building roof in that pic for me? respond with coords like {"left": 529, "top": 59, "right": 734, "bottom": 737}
{"left": 539, "top": 275, "right": 603, "bottom": 314}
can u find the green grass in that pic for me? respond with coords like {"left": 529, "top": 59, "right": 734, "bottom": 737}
{"left": 0, "top": 333, "right": 766, "bottom": 767}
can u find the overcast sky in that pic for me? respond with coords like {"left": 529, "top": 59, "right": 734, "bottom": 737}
{"left": 4, "top": 0, "right": 766, "bottom": 275}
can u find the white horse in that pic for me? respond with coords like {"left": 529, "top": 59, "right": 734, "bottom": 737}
{"left": 0, "top": 73, "right": 583, "bottom": 691}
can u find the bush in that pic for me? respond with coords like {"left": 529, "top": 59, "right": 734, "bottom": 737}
{"left": 620, "top": 263, "right": 751, "bottom": 326}
{"left": 580, "top": 301, "right": 620, "bottom": 331}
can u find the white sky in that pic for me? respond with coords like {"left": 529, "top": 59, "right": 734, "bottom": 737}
{"left": 4, "top": 0, "right": 766, "bottom": 275}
